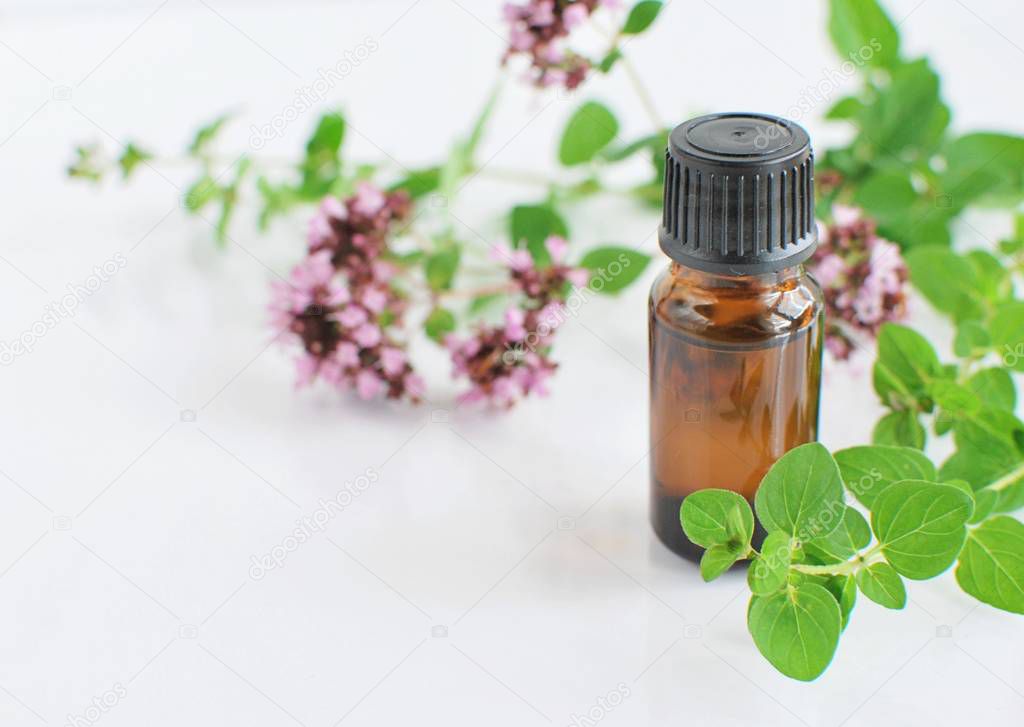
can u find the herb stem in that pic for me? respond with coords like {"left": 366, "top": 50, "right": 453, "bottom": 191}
{"left": 989, "top": 462, "right": 1024, "bottom": 492}
{"left": 790, "top": 544, "right": 884, "bottom": 577}
{"left": 616, "top": 49, "right": 667, "bottom": 133}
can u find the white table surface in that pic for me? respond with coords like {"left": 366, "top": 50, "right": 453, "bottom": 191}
{"left": 2, "top": 1, "right": 1023, "bottom": 725}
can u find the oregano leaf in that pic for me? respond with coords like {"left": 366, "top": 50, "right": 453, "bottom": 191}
{"left": 701, "top": 543, "right": 744, "bottom": 582}
{"left": 955, "top": 516, "right": 1024, "bottom": 614}
{"left": 834, "top": 445, "right": 935, "bottom": 508}
{"left": 872, "top": 410, "right": 926, "bottom": 449}
{"left": 872, "top": 480, "right": 974, "bottom": 580}
{"left": 747, "top": 584, "right": 842, "bottom": 681}
{"left": 559, "top": 101, "right": 619, "bottom": 166}
{"left": 803, "top": 507, "right": 871, "bottom": 564}
{"left": 856, "top": 562, "right": 907, "bottom": 609}
{"left": 754, "top": 443, "right": 845, "bottom": 540}
{"left": 680, "top": 489, "right": 753, "bottom": 549}
{"left": 747, "top": 531, "right": 791, "bottom": 596}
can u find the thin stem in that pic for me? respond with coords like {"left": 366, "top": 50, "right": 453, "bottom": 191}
{"left": 437, "top": 282, "right": 518, "bottom": 300}
{"left": 990, "top": 462, "right": 1024, "bottom": 492}
{"left": 617, "top": 50, "right": 667, "bottom": 133}
{"left": 790, "top": 544, "right": 884, "bottom": 577}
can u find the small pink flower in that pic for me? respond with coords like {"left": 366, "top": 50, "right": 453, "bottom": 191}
{"left": 529, "top": 0, "right": 555, "bottom": 26}
{"left": 562, "top": 3, "right": 588, "bottom": 28}
{"left": 320, "top": 196, "right": 346, "bottom": 220}
{"left": 356, "top": 370, "right": 384, "bottom": 400}
{"left": 337, "top": 305, "right": 369, "bottom": 328}
{"left": 352, "top": 183, "right": 386, "bottom": 217}
{"left": 353, "top": 323, "right": 382, "bottom": 348}
{"left": 372, "top": 260, "right": 397, "bottom": 282}
{"left": 404, "top": 373, "right": 426, "bottom": 399}
{"left": 813, "top": 253, "right": 845, "bottom": 287}
{"left": 541, "top": 42, "right": 565, "bottom": 64}
{"left": 545, "top": 235, "right": 568, "bottom": 262}
{"left": 566, "top": 268, "right": 590, "bottom": 288}
{"left": 336, "top": 342, "right": 359, "bottom": 368}
{"left": 361, "top": 288, "right": 388, "bottom": 313}
{"left": 379, "top": 347, "right": 406, "bottom": 376}
{"left": 504, "top": 307, "right": 527, "bottom": 341}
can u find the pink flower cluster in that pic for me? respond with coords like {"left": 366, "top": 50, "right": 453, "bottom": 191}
{"left": 502, "top": 0, "right": 620, "bottom": 89}
{"left": 446, "top": 236, "right": 590, "bottom": 407}
{"left": 270, "top": 183, "right": 425, "bottom": 401}
{"left": 811, "top": 206, "right": 909, "bottom": 360}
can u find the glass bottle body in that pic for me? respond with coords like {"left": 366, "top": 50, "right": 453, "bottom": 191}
{"left": 648, "top": 263, "right": 824, "bottom": 561}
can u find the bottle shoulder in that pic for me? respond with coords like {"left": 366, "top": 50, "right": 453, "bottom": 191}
{"left": 649, "top": 264, "right": 823, "bottom": 343}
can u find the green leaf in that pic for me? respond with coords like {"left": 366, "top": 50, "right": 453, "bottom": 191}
{"left": 747, "top": 584, "right": 842, "bottom": 681}
{"left": 300, "top": 112, "right": 346, "bottom": 196}
{"left": 853, "top": 170, "right": 916, "bottom": 225}
{"left": 831, "top": 575, "right": 858, "bottom": 630}
{"left": 966, "top": 368, "right": 1015, "bottom": 411}
{"left": 701, "top": 543, "right": 744, "bottom": 582}
{"left": 941, "top": 132, "right": 1024, "bottom": 208}
{"left": 969, "top": 488, "right": 999, "bottom": 524}
{"left": 117, "top": 143, "right": 152, "bottom": 179}
{"left": 559, "top": 101, "right": 620, "bottom": 166}
{"left": 424, "top": 307, "right": 456, "bottom": 343}
{"left": 255, "top": 177, "right": 302, "bottom": 230}
{"left": 468, "top": 293, "right": 504, "bottom": 316}
{"left": 872, "top": 411, "right": 926, "bottom": 449}
{"left": 954, "top": 321, "right": 992, "bottom": 358}
{"left": 872, "top": 480, "right": 974, "bottom": 579}
{"left": 183, "top": 175, "right": 221, "bottom": 213}
{"left": 425, "top": 246, "right": 461, "bottom": 291}
{"left": 907, "top": 247, "right": 993, "bottom": 323}
{"left": 929, "top": 380, "right": 981, "bottom": 427}
{"left": 827, "top": 0, "right": 899, "bottom": 69}
{"left": 804, "top": 507, "right": 872, "bottom": 564}
{"left": 389, "top": 167, "right": 441, "bottom": 200}
{"left": 825, "top": 96, "right": 865, "bottom": 121}
{"left": 213, "top": 158, "right": 250, "bottom": 245}
{"left": 990, "top": 301, "right": 1024, "bottom": 372}
{"left": 873, "top": 323, "right": 942, "bottom": 409}
{"left": 622, "top": 1, "right": 664, "bottom": 34}
{"left": 835, "top": 445, "right": 935, "bottom": 508}
{"left": 747, "top": 531, "right": 792, "bottom": 596}
{"left": 509, "top": 204, "right": 568, "bottom": 266}
{"left": 956, "top": 516, "right": 1024, "bottom": 614}
{"left": 754, "top": 443, "right": 845, "bottom": 540}
{"left": 856, "top": 562, "right": 907, "bottom": 609}
{"left": 578, "top": 246, "right": 651, "bottom": 294}
{"left": 188, "top": 113, "right": 232, "bottom": 156}
{"left": 864, "top": 59, "right": 945, "bottom": 156}
{"left": 597, "top": 48, "right": 622, "bottom": 73}
{"left": 680, "top": 489, "right": 753, "bottom": 550}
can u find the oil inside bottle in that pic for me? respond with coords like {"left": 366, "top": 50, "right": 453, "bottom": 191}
{"left": 649, "top": 265, "right": 823, "bottom": 561}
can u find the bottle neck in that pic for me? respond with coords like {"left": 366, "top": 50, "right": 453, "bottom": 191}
{"left": 667, "top": 262, "right": 804, "bottom": 293}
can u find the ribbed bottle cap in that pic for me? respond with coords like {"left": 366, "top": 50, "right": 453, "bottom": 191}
{"left": 660, "top": 112, "right": 817, "bottom": 275}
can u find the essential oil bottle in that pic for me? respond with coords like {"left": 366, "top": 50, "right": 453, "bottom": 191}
{"left": 649, "top": 113, "right": 824, "bottom": 562}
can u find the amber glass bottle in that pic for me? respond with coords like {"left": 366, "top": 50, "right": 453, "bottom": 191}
{"left": 649, "top": 113, "right": 824, "bottom": 562}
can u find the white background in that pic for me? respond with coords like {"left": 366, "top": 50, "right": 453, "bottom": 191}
{"left": 1, "top": 0, "right": 1023, "bottom": 725}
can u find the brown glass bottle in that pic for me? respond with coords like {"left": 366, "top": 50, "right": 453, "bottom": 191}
{"left": 650, "top": 113, "right": 824, "bottom": 561}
